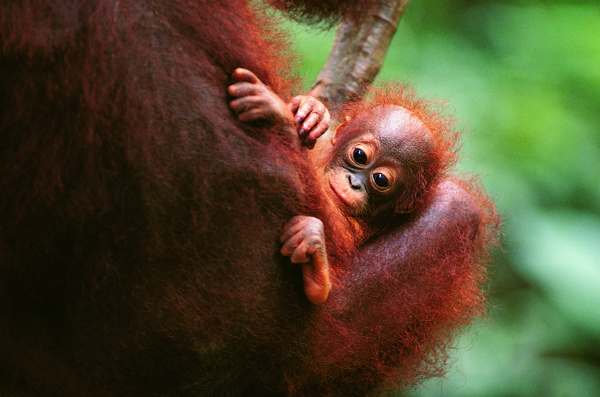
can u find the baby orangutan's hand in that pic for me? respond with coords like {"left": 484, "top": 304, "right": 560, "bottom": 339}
{"left": 280, "top": 215, "right": 331, "bottom": 305}
{"left": 228, "top": 68, "right": 296, "bottom": 135}
{"left": 289, "top": 95, "right": 330, "bottom": 149}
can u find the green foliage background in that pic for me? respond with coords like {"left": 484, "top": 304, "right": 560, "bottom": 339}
{"left": 287, "top": 1, "right": 600, "bottom": 395}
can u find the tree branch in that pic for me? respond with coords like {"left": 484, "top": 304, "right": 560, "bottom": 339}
{"left": 309, "top": 0, "right": 409, "bottom": 113}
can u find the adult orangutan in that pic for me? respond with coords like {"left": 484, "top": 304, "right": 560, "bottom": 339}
{"left": 0, "top": 0, "right": 499, "bottom": 396}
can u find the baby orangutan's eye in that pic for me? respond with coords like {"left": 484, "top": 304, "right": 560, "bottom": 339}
{"left": 353, "top": 148, "right": 367, "bottom": 165}
{"left": 373, "top": 172, "right": 389, "bottom": 188}
{"left": 371, "top": 168, "right": 396, "bottom": 192}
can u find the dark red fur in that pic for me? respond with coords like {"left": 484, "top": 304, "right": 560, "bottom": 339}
{"left": 0, "top": 0, "right": 499, "bottom": 396}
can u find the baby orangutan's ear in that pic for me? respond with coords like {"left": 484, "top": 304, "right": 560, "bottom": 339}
{"left": 331, "top": 116, "right": 351, "bottom": 146}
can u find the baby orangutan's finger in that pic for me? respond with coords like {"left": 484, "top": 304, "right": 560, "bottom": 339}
{"left": 229, "top": 96, "right": 265, "bottom": 119}
{"left": 299, "top": 112, "right": 321, "bottom": 135}
{"left": 231, "top": 68, "right": 261, "bottom": 84}
{"left": 289, "top": 241, "right": 311, "bottom": 264}
{"left": 293, "top": 96, "right": 317, "bottom": 124}
{"left": 289, "top": 96, "right": 302, "bottom": 112}
{"left": 228, "top": 82, "right": 263, "bottom": 98}
{"left": 306, "top": 119, "right": 330, "bottom": 144}
{"left": 237, "top": 108, "right": 271, "bottom": 123}
{"left": 280, "top": 231, "right": 306, "bottom": 258}
{"left": 279, "top": 215, "right": 310, "bottom": 243}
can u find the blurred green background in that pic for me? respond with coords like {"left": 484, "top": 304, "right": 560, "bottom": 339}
{"left": 287, "top": 0, "right": 600, "bottom": 395}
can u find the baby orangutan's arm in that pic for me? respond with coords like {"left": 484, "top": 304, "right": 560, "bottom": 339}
{"left": 228, "top": 68, "right": 330, "bottom": 148}
{"left": 280, "top": 215, "right": 331, "bottom": 305}
{"left": 228, "top": 68, "right": 296, "bottom": 135}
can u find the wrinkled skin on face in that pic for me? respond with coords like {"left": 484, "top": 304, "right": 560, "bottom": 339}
{"left": 321, "top": 105, "right": 435, "bottom": 218}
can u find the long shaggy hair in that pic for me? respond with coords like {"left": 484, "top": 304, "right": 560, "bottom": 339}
{"left": 0, "top": 0, "right": 500, "bottom": 396}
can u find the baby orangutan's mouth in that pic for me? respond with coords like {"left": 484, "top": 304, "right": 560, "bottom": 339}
{"left": 325, "top": 170, "right": 367, "bottom": 217}
{"left": 329, "top": 180, "right": 349, "bottom": 207}
{"left": 328, "top": 179, "right": 360, "bottom": 216}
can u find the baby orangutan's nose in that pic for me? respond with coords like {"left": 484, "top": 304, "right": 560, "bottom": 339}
{"left": 348, "top": 173, "right": 364, "bottom": 191}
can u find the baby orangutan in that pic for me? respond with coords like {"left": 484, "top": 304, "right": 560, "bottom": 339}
{"left": 229, "top": 68, "right": 455, "bottom": 305}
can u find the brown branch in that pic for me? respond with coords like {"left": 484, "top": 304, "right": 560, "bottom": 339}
{"left": 309, "top": 0, "right": 409, "bottom": 113}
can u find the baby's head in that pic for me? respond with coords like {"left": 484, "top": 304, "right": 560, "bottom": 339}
{"left": 314, "top": 83, "right": 458, "bottom": 224}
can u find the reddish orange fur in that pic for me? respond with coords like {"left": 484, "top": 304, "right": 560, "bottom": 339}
{"left": 0, "top": 0, "right": 499, "bottom": 396}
